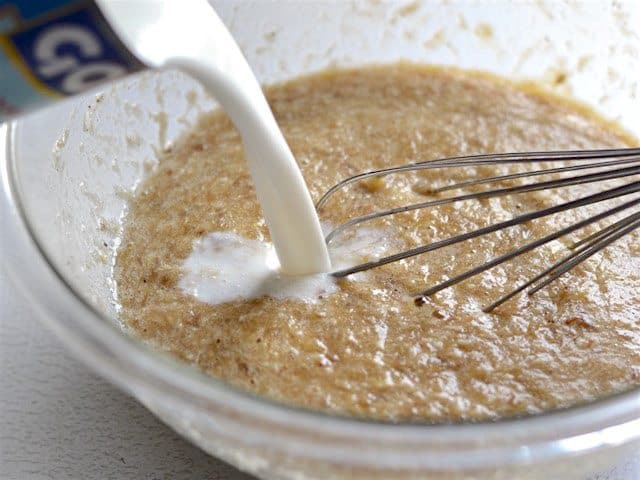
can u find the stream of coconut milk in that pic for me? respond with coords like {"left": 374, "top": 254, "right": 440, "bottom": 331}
{"left": 99, "top": 0, "right": 332, "bottom": 280}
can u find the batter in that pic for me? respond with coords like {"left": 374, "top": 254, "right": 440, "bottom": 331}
{"left": 115, "top": 64, "right": 640, "bottom": 422}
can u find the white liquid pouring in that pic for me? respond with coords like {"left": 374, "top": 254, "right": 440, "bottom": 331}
{"left": 98, "top": 0, "right": 331, "bottom": 275}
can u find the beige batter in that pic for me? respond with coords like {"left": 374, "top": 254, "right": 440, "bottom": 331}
{"left": 115, "top": 65, "right": 640, "bottom": 422}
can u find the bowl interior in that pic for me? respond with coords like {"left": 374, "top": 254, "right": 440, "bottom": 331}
{"left": 10, "top": 0, "right": 640, "bottom": 388}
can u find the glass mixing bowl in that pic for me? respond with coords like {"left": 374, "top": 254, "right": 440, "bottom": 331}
{"left": 2, "top": 2, "right": 639, "bottom": 479}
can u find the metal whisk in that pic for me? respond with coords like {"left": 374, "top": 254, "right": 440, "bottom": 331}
{"left": 316, "top": 148, "right": 640, "bottom": 312}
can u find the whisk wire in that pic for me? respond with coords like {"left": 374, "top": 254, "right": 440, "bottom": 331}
{"left": 415, "top": 197, "right": 640, "bottom": 301}
{"left": 528, "top": 215, "right": 640, "bottom": 296}
{"left": 431, "top": 156, "right": 640, "bottom": 194}
{"left": 324, "top": 163, "right": 640, "bottom": 244}
{"left": 569, "top": 213, "right": 635, "bottom": 250}
{"left": 316, "top": 148, "right": 640, "bottom": 210}
{"left": 321, "top": 148, "right": 640, "bottom": 311}
{"left": 331, "top": 180, "right": 640, "bottom": 277}
{"left": 483, "top": 212, "right": 640, "bottom": 312}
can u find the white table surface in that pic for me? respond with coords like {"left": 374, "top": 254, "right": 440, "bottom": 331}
{"left": 1, "top": 265, "right": 638, "bottom": 480}
{"left": 0, "top": 267, "right": 253, "bottom": 480}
